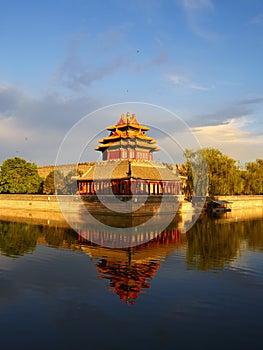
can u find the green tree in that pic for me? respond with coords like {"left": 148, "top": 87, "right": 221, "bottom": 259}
{"left": 245, "top": 159, "right": 263, "bottom": 194}
{"left": 0, "top": 157, "right": 43, "bottom": 194}
{"left": 183, "top": 148, "right": 209, "bottom": 199}
{"left": 202, "top": 148, "right": 242, "bottom": 196}
{"left": 43, "top": 170, "right": 65, "bottom": 194}
{"left": 184, "top": 148, "right": 243, "bottom": 197}
{"left": 62, "top": 169, "right": 79, "bottom": 194}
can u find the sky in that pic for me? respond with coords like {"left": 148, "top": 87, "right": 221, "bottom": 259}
{"left": 0, "top": 0, "right": 263, "bottom": 165}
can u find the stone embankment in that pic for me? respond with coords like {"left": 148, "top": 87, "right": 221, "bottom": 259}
{"left": 0, "top": 194, "right": 61, "bottom": 211}
{"left": 0, "top": 194, "right": 263, "bottom": 226}
{"left": 0, "top": 194, "right": 181, "bottom": 219}
{"left": 1, "top": 194, "right": 263, "bottom": 212}
{"left": 215, "top": 195, "right": 263, "bottom": 210}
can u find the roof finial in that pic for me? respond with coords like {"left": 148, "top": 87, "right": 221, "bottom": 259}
{"left": 126, "top": 112, "right": 130, "bottom": 123}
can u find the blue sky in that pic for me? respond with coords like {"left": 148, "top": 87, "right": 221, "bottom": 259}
{"left": 0, "top": 0, "right": 263, "bottom": 165}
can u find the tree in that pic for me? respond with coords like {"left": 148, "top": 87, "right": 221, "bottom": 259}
{"left": 0, "top": 157, "right": 43, "bottom": 194}
{"left": 183, "top": 148, "right": 209, "bottom": 199}
{"left": 245, "top": 159, "right": 263, "bottom": 194}
{"left": 183, "top": 148, "right": 243, "bottom": 197}
{"left": 43, "top": 168, "right": 79, "bottom": 195}
{"left": 202, "top": 148, "right": 242, "bottom": 196}
{"left": 43, "top": 170, "right": 64, "bottom": 195}
{"left": 62, "top": 169, "right": 79, "bottom": 194}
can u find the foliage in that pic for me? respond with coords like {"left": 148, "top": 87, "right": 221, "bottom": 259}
{"left": 0, "top": 157, "right": 43, "bottom": 194}
{"left": 183, "top": 148, "right": 245, "bottom": 197}
{"left": 182, "top": 148, "right": 263, "bottom": 197}
{"left": 62, "top": 169, "right": 79, "bottom": 194}
{"left": 183, "top": 149, "right": 208, "bottom": 200}
{"left": 202, "top": 148, "right": 243, "bottom": 196}
{"left": 43, "top": 169, "right": 78, "bottom": 195}
{"left": 243, "top": 159, "right": 263, "bottom": 194}
{"left": 0, "top": 152, "right": 262, "bottom": 197}
{"left": 43, "top": 170, "right": 64, "bottom": 194}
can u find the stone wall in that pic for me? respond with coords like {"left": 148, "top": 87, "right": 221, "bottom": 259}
{"left": 37, "top": 163, "right": 94, "bottom": 178}
{"left": 0, "top": 194, "right": 61, "bottom": 211}
{"left": 1, "top": 194, "right": 263, "bottom": 227}
{"left": 215, "top": 195, "right": 263, "bottom": 209}
{"left": 1, "top": 194, "right": 263, "bottom": 213}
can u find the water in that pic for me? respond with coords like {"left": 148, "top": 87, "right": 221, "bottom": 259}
{"left": 0, "top": 215, "right": 263, "bottom": 350}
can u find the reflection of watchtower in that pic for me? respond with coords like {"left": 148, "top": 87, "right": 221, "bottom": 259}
{"left": 79, "top": 227, "right": 183, "bottom": 304}
{"left": 94, "top": 112, "right": 159, "bottom": 161}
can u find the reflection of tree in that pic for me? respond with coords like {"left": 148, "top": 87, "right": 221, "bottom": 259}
{"left": 186, "top": 219, "right": 244, "bottom": 270}
{"left": 42, "top": 226, "right": 77, "bottom": 248}
{"left": 0, "top": 221, "right": 41, "bottom": 257}
{"left": 0, "top": 221, "right": 78, "bottom": 257}
{"left": 243, "top": 219, "right": 263, "bottom": 252}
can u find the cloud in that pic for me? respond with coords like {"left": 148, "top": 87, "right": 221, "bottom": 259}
{"left": 185, "top": 98, "right": 255, "bottom": 129}
{"left": 50, "top": 28, "right": 169, "bottom": 91}
{"left": 248, "top": 13, "right": 263, "bottom": 25}
{"left": 60, "top": 55, "right": 126, "bottom": 90}
{"left": 0, "top": 85, "right": 99, "bottom": 129}
{"left": 191, "top": 117, "right": 263, "bottom": 161}
{"left": 238, "top": 97, "right": 263, "bottom": 105}
{"left": 180, "top": 0, "right": 218, "bottom": 40}
{"left": 166, "top": 74, "right": 211, "bottom": 91}
{"left": 0, "top": 85, "right": 101, "bottom": 165}
{"left": 95, "top": 27, "right": 124, "bottom": 50}
{"left": 49, "top": 32, "right": 128, "bottom": 91}
{"left": 134, "top": 51, "right": 168, "bottom": 73}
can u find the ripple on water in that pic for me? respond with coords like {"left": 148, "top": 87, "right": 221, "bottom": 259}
{"left": 226, "top": 251, "right": 263, "bottom": 286}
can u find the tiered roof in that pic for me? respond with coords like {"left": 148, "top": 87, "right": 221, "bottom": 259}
{"left": 79, "top": 159, "right": 180, "bottom": 181}
{"left": 94, "top": 112, "right": 159, "bottom": 153}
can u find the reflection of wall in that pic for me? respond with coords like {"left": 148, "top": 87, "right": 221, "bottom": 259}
{"left": 221, "top": 207, "right": 263, "bottom": 221}
{"left": 0, "top": 208, "right": 68, "bottom": 227}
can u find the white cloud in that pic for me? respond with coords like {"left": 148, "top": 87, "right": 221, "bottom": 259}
{"left": 0, "top": 116, "right": 26, "bottom": 142}
{"left": 0, "top": 86, "right": 9, "bottom": 93}
{"left": 181, "top": 0, "right": 218, "bottom": 40}
{"left": 166, "top": 74, "right": 211, "bottom": 91}
{"left": 191, "top": 117, "right": 263, "bottom": 161}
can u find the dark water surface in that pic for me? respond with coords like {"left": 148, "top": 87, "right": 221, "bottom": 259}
{"left": 0, "top": 215, "right": 263, "bottom": 350}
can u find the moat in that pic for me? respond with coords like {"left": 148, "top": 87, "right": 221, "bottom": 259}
{"left": 0, "top": 211, "right": 263, "bottom": 350}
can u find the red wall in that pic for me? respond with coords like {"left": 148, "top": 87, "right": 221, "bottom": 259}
{"left": 103, "top": 148, "right": 153, "bottom": 160}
